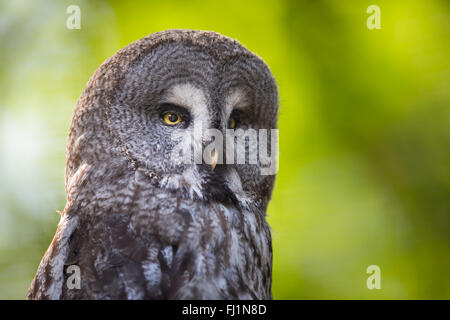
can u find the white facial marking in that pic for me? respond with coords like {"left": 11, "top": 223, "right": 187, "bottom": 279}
{"left": 225, "top": 88, "right": 251, "bottom": 116}
{"left": 165, "top": 83, "right": 210, "bottom": 128}
{"left": 160, "top": 167, "right": 204, "bottom": 200}
{"left": 182, "top": 166, "right": 203, "bottom": 199}
{"left": 225, "top": 168, "right": 252, "bottom": 208}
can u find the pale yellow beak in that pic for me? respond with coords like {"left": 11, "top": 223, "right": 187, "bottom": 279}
{"left": 211, "top": 149, "right": 218, "bottom": 171}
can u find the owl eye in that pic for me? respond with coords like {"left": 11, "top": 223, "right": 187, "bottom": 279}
{"left": 162, "top": 112, "right": 182, "bottom": 125}
{"left": 228, "top": 117, "right": 236, "bottom": 129}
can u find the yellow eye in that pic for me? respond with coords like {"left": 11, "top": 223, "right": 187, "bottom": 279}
{"left": 163, "top": 112, "right": 181, "bottom": 125}
{"left": 229, "top": 117, "right": 236, "bottom": 129}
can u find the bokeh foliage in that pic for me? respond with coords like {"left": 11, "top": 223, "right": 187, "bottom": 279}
{"left": 0, "top": 0, "right": 449, "bottom": 299}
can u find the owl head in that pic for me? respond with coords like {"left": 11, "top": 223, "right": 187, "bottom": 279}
{"left": 66, "top": 30, "right": 278, "bottom": 213}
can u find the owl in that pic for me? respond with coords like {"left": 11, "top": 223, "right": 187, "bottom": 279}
{"left": 27, "top": 30, "right": 278, "bottom": 300}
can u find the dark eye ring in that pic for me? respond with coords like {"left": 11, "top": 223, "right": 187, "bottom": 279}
{"left": 159, "top": 103, "right": 190, "bottom": 127}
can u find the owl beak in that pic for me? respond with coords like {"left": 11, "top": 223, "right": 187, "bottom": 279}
{"left": 211, "top": 149, "right": 218, "bottom": 171}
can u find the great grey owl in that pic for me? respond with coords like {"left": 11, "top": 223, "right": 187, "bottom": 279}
{"left": 27, "top": 29, "right": 278, "bottom": 300}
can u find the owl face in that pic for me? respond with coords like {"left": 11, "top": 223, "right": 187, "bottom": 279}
{"left": 107, "top": 38, "right": 278, "bottom": 209}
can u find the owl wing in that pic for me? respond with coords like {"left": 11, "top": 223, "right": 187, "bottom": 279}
{"left": 28, "top": 201, "right": 269, "bottom": 299}
{"left": 56, "top": 211, "right": 204, "bottom": 300}
{"left": 27, "top": 212, "right": 79, "bottom": 300}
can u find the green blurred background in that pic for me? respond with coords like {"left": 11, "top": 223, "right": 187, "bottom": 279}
{"left": 0, "top": 0, "right": 449, "bottom": 299}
